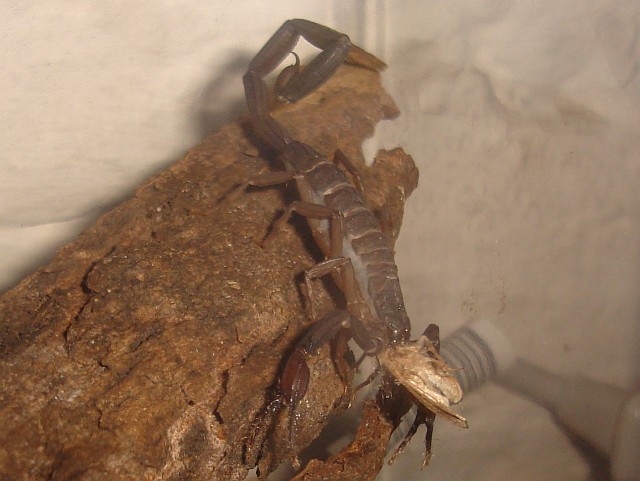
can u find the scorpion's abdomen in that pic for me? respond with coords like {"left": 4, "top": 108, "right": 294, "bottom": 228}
{"left": 367, "top": 270, "right": 411, "bottom": 342}
{"left": 324, "top": 182, "right": 411, "bottom": 342}
{"left": 289, "top": 148, "right": 412, "bottom": 343}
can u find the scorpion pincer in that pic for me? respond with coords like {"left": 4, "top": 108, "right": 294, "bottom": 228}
{"left": 241, "top": 19, "right": 467, "bottom": 467}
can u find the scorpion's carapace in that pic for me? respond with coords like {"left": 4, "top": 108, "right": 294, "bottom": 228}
{"left": 242, "top": 18, "right": 467, "bottom": 469}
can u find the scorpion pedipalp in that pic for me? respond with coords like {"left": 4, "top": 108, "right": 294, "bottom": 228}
{"left": 279, "top": 310, "right": 354, "bottom": 467}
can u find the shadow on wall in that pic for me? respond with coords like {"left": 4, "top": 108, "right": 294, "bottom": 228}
{"left": 137, "top": 50, "right": 254, "bottom": 192}
{"left": 192, "top": 51, "right": 253, "bottom": 141}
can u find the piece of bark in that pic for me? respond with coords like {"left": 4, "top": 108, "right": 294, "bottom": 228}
{"left": 0, "top": 64, "right": 418, "bottom": 481}
{"left": 289, "top": 402, "right": 396, "bottom": 481}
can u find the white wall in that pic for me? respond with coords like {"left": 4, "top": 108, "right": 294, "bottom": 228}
{"left": 2, "top": 2, "right": 639, "bottom": 480}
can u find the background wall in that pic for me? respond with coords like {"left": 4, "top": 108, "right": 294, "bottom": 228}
{"left": 2, "top": 2, "right": 639, "bottom": 480}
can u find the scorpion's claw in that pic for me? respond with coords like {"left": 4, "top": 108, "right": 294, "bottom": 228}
{"left": 280, "top": 349, "right": 310, "bottom": 409}
{"left": 278, "top": 311, "right": 355, "bottom": 466}
{"left": 280, "top": 348, "right": 310, "bottom": 464}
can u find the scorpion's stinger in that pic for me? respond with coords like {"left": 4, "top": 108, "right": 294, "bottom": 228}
{"left": 244, "top": 19, "right": 350, "bottom": 117}
{"left": 243, "top": 19, "right": 386, "bottom": 150}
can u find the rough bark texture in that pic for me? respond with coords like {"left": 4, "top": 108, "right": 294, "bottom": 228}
{"left": 0, "top": 65, "right": 418, "bottom": 481}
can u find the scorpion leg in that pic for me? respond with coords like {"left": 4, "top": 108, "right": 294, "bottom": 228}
{"left": 388, "top": 406, "right": 436, "bottom": 467}
{"left": 258, "top": 198, "right": 365, "bottom": 323}
{"left": 304, "top": 257, "right": 350, "bottom": 320}
{"left": 260, "top": 200, "right": 344, "bottom": 258}
{"left": 250, "top": 192, "right": 364, "bottom": 326}
{"left": 305, "top": 255, "right": 385, "bottom": 356}
{"left": 227, "top": 169, "right": 303, "bottom": 202}
{"left": 303, "top": 256, "right": 387, "bottom": 402}
{"left": 330, "top": 326, "right": 355, "bottom": 408}
{"left": 258, "top": 198, "right": 369, "bottom": 405}
{"left": 225, "top": 172, "right": 344, "bottom": 251}
{"left": 303, "top": 256, "right": 385, "bottom": 354}
{"left": 280, "top": 309, "right": 357, "bottom": 468}
{"left": 333, "top": 149, "right": 365, "bottom": 196}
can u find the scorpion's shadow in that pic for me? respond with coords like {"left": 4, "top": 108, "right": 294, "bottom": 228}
{"left": 191, "top": 50, "right": 253, "bottom": 141}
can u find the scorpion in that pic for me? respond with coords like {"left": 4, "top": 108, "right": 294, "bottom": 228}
{"left": 241, "top": 19, "right": 467, "bottom": 468}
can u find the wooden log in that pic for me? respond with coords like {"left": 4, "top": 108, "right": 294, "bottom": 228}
{"left": 0, "top": 64, "right": 418, "bottom": 481}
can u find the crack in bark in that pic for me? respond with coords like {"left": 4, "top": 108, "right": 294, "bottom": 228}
{"left": 62, "top": 246, "right": 116, "bottom": 357}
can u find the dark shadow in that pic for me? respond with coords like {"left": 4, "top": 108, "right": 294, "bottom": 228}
{"left": 191, "top": 49, "right": 254, "bottom": 140}
{"left": 87, "top": 51, "right": 255, "bottom": 212}
{"left": 555, "top": 418, "right": 612, "bottom": 481}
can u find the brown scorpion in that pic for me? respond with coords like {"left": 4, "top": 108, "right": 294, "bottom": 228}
{"left": 241, "top": 19, "right": 467, "bottom": 468}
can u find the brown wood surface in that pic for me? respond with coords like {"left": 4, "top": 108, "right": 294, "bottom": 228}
{"left": 0, "top": 64, "right": 418, "bottom": 481}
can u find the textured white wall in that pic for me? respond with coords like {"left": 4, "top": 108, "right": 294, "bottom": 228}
{"left": 2, "top": 2, "right": 639, "bottom": 480}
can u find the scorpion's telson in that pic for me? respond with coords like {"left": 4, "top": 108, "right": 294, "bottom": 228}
{"left": 242, "top": 19, "right": 467, "bottom": 467}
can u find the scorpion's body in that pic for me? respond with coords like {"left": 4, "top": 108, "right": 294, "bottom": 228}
{"left": 280, "top": 140, "right": 411, "bottom": 347}
{"left": 242, "top": 19, "right": 465, "bottom": 468}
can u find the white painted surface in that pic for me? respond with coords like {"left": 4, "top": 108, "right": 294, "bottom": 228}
{"left": 2, "top": 2, "right": 639, "bottom": 480}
